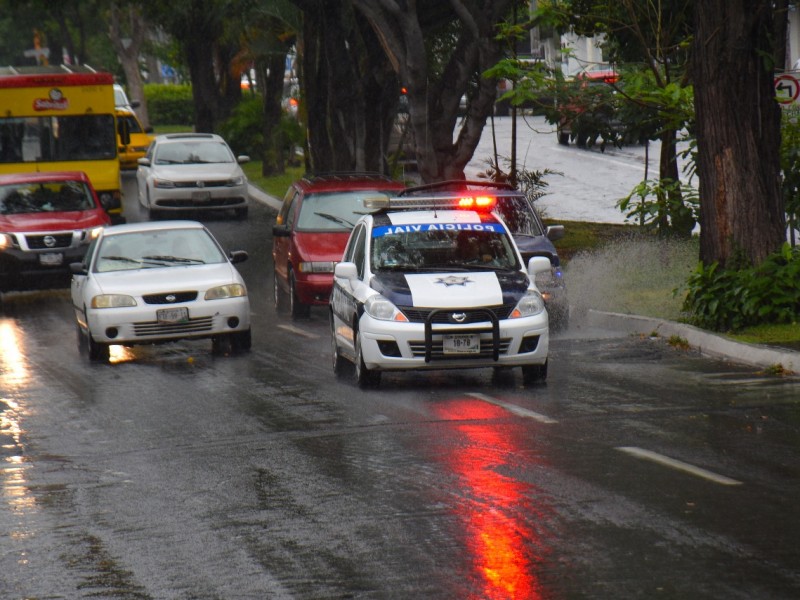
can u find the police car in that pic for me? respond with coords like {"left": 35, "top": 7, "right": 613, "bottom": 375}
{"left": 329, "top": 194, "right": 551, "bottom": 388}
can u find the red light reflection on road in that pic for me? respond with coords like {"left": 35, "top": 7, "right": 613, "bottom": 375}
{"left": 432, "top": 398, "right": 553, "bottom": 600}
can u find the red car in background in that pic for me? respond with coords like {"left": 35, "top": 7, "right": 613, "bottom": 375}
{"left": 0, "top": 171, "right": 110, "bottom": 292}
{"left": 272, "top": 173, "right": 406, "bottom": 318}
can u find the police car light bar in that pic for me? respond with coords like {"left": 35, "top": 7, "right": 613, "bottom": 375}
{"left": 363, "top": 195, "right": 497, "bottom": 211}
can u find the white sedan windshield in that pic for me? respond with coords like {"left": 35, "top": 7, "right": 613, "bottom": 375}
{"left": 95, "top": 229, "right": 226, "bottom": 273}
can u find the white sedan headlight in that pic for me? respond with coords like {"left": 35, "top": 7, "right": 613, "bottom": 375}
{"left": 227, "top": 175, "right": 245, "bottom": 186}
{"left": 153, "top": 178, "right": 175, "bottom": 188}
{"left": 364, "top": 294, "right": 408, "bottom": 322}
{"left": 205, "top": 283, "right": 247, "bottom": 300}
{"left": 510, "top": 290, "right": 545, "bottom": 318}
{"left": 91, "top": 294, "right": 137, "bottom": 308}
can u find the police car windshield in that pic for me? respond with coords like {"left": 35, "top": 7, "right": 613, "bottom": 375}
{"left": 371, "top": 225, "right": 518, "bottom": 271}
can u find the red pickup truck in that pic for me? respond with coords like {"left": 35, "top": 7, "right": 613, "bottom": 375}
{"left": 0, "top": 171, "right": 110, "bottom": 292}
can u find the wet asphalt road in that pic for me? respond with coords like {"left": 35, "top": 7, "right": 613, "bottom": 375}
{"left": 1, "top": 175, "right": 799, "bottom": 599}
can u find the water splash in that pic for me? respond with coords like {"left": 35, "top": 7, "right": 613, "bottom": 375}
{"left": 564, "top": 234, "right": 699, "bottom": 325}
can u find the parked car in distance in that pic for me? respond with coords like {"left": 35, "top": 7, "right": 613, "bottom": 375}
{"left": 329, "top": 193, "right": 551, "bottom": 388}
{"left": 116, "top": 107, "right": 154, "bottom": 170}
{"left": 397, "top": 181, "right": 569, "bottom": 328}
{"left": 554, "top": 67, "right": 621, "bottom": 148}
{"left": 272, "top": 172, "right": 407, "bottom": 318}
{"left": 0, "top": 171, "right": 110, "bottom": 292}
{"left": 70, "top": 220, "right": 251, "bottom": 362}
{"left": 113, "top": 83, "right": 138, "bottom": 111}
{"left": 136, "top": 133, "right": 250, "bottom": 220}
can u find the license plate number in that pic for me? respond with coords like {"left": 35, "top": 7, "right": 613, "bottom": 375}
{"left": 443, "top": 334, "right": 480, "bottom": 354}
{"left": 157, "top": 307, "right": 189, "bottom": 324}
{"left": 39, "top": 252, "right": 63, "bottom": 266}
{"left": 191, "top": 191, "right": 211, "bottom": 202}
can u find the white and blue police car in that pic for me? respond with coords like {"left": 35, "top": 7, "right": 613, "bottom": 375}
{"left": 329, "top": 193, "right": 551, "bottom": 388}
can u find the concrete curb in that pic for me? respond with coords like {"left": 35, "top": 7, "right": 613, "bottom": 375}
{"left": 247, "top": 183, "right": 283, "bottom": 211}
{"left": 587, "top": 309, "right": 800, "bottom": 373}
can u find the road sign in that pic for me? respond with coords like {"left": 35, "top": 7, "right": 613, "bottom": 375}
{"left": 775, "top": 73, "right": 800, "bottom": 105}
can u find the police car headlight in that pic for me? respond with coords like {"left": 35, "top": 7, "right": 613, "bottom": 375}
{"left": 0, "top": 233, "right": 13, "bottom": 249}
{"left": 510, "top": 291, "right": 545, "bottom": 318}
{"left": 364, "top": 295, "right": 409, "bottom": 322}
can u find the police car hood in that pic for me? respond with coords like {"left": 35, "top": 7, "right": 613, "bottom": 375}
{"left": 371, "top": 270, "right": 529, "bottom": 308}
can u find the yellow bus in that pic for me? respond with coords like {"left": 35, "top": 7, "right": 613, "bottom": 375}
{"left": 0, "top": 65, "right": 126, "bottom": 222}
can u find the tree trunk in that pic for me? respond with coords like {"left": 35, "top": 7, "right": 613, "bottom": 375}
{"left": 692, "top": 0, "right": 785, "bottom": 268}
{"left": 187, "top": 34, "right": 218, "bottom": 133}
{"left": 108, "top": 3, "right": 150, "bottom": 128}
{"left": 298, "top": 0, "right": 398, "bottom": 174}
{"left": 260, "top": 50, "right": 289, "bottom": 176}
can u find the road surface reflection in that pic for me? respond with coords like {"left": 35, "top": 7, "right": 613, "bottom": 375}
{"left": 432, "top": 397, "right": 555, "bottom": 599}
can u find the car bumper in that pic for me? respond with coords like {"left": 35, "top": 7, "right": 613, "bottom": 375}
{"left": 150, "top": 185, "right": 249, "bottom": 211}
{"left": 295, "top": 272, "right": 334, "bottom": 305}
{"left": 1, "top": 246, "right": 90, "bottom": 291}
{"left": 357, "top": 312, "right": 549, "bottom": 371}
{"left": 84, "top": 297, "right": 251, "bottom": 345}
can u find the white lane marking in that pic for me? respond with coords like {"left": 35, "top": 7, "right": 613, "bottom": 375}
{"left": 277, "top": 324, "right": 319, "bottom": 339}
{"left": 616, "top": 446, "right": 743, "bottom": 486}
{"left": 467, "top": 393, "right": 558, "bottom": 424}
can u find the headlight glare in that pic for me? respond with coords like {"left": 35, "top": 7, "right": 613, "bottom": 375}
{"left": 91, "top": 294, "right": 136, "bottom": 308}
{"left": 205, "top": 283, "right": 246, "bottom": 300}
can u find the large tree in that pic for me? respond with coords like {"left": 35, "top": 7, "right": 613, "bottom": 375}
{"left": 692, "top": 0, "right": 786, "bottom": 267}
{"left": 291, "top": 0, "right": 401, "bottom": 174}
{"left": 353, "top": 0, "right": 521, "bottom": 182}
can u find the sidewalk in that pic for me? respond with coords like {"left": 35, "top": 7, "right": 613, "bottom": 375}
{"left": 587, "top": 309, "right": 800, "bottom": 373}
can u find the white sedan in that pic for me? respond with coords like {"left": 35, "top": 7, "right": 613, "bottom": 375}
{"left": 136, "top": 133, "right": 250, "bottom": 220}
{"left": 70, "top": 220, "right": 251, "bottom": 362}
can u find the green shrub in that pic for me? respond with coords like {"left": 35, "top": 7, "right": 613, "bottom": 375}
{"left": 683, "top": 243, "right": 800, "bottom": 331}
{"left": 144, "top": 84, "right": 194, "bottom": 127}
{"left": 218, "top": 95, "right": 264, "bottom": 157}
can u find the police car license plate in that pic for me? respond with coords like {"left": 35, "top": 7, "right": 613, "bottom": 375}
{"left": 157, "top": 307, "right": 189, "bottom": 324}
{"left": 443, "top": 334, "right": 479, "bottom": 354}
{"left": 39, "top": 252, "right": 63, "bottom": 266}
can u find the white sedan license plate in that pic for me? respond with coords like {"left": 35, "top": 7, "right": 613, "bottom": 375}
{"left": 157, "top": 307, "right": 189, "bottom": 324}
{"left": 443, "top": 333, "right": 480, "bottom": 354}
{"left": 191, "top": 191, "right": 211, "bottom": 202}
{"left": 39, "top": 252, "right": 63, "bottom": 266}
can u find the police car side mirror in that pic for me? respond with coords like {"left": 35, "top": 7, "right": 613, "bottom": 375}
{"left": 546, "top": 224, "right": 565, "bottom": 242}
{"left": 527, "top": 256, "right": 551, "bottom": 277}
{"left": 334, "top": 262, "right": 358, "bottom": 280}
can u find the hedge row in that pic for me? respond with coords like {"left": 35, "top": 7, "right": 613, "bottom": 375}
{"left": 143, "top": 84, "right": 194, "bottom": 127}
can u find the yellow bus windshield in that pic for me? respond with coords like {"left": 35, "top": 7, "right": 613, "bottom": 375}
{"left": 0, "top": 115, "right": 116, "bottom": 163}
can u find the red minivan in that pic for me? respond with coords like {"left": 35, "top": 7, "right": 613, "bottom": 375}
{"left": 272, "top": 173, "right": 406, "bottom": 318}
{"left": 0, "top": 171, "right": 111, "bottom": 292}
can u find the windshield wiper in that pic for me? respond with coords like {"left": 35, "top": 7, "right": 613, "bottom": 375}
{"left": 141, "top": 255, "right": 205, "bottom": 264}
{"left": 315, "top": 212, "right": 354, "bottom": 228}
{"left": 102, "top": 255, "right": 141, "bottom": 264}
